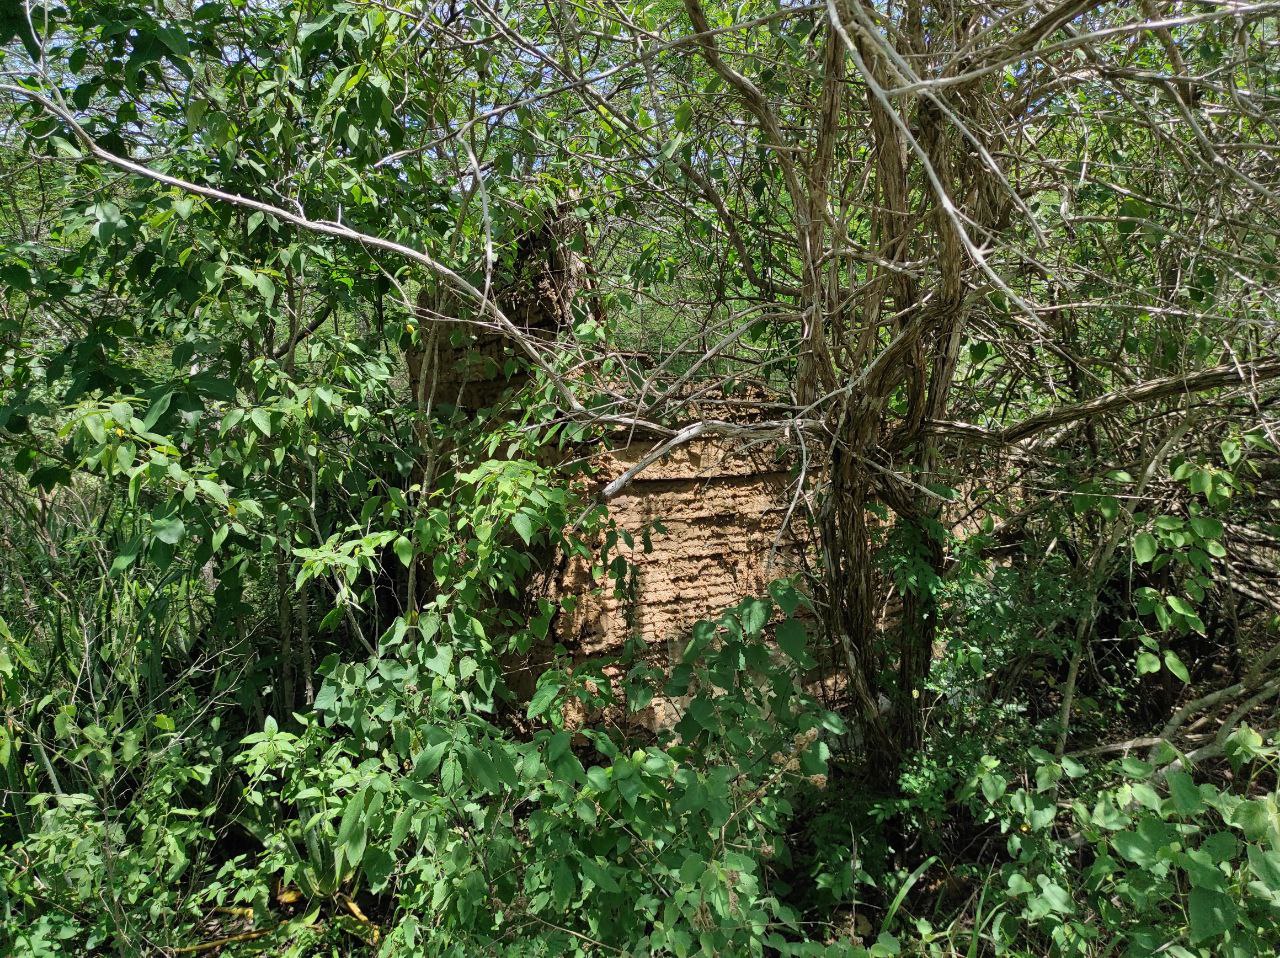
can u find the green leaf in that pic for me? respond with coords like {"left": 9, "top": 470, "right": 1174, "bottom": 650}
{"left": 196, "top": 479, "right": 228, "bottom": 506}
{"left": 111, "top": 536, "right": 142, "bottom": 575}
{"left": 1232, "top": 796, "right": 1280, "bottom": 844}
{"left": 389, "top": 807, "right": 413, "bottom": 851}
{"left": 422, "top": 644, "right": 452, "bottom": 676}
{"left": 152, "top": 515, "right": 186, "bottom": 545}
{"left": 1121, "top": 756, "right": 1154, "bottom": 779}
{"left": 1189, "top": 516, "right": 1223, "bottom": 539}
{"left": 526, "top": 680, "right": 563, "bottom": 720}
{"left": 546, "top": 731, "right": 571, "bottom": 762}
{"left": 1035, "top": 879, "right": 1074, "bottom": 914}
{"left": 142, "top": 391, "right": 173, "bottom": 430}
{"left": 362, "top": 846, "right": 393, "bottom": 892}
{"left": 577, "top": 855, "right": 620, "bottom": 893}
{"left": 440, "top": 754, "right": 462, "bottom": 792}
{"left": 466, "top": 747, "right": 501, "bottom": 793}
{"left": 154, "top": 24, "right": 190, "bottom": 57}
{"left": 1136, "top": 651, "right": 1161, "bottom": 675}
{"left": 980, "top": 772, "right": 1007, "bottom": 804}
{"left": 337, "top": 791, "right": 365, "bottom": 847}
{"left": 490, "top": 746, "right": 519, "bottom": 789}
{"left": 1188, "top": 887, "right": 1236, "bottom": 943}
{"left": 1247, "top": 846, "right": 1280, "bottom": 890}
{"left": 253, "top": 272, "right": 276, "bottom": 307}
{"left": 90, "top": 201, "right": 125, "bottom": 244}
{"left": 1133, "top": 532, "right": 1158, "bottom": 564}
{"left": 768, "top": 580, "right": 802, "bottom": 616}
{"left": 512, "top": 512, "right": 535, "bottom": 546}
{"left": 739, "top": 597, "right": 770, "bottom": 636}
{"left": 776, "top": 618, "right": 814, "bottom": 667}
{"left": 551, "top": 861, "right": 575, "bottom": 911}
{"left": 412, "top": 741, "right": 448, "bottom": 780}
{"left": 1167, "top": 771, "right": 1203, "bottom": 814}
{"left": 393, "top": 535, "right": 414, "bottom": 568}
{"left": 345, "top": 820, "right": 367, "bottom": 869}
{"left": 249, "top": 407, "right": 272, "bottom": 437}
{"left": 1112, "top": 830, "right": 1155, "bottom": 866}
{"left": 1202, "top": 830, "right": 1238, "bottom": 863}
{"left": 870, "top": 932, "right": 900, "bottom": 957}
{"left": 1006, "top": 872, "right": 1034, "bottom": 896}
{"left": 1164, "top": 650, "right": 1190, "bottom": 683}
{"left": 1061, "top": 755, "right": 1088, "bottom": 778}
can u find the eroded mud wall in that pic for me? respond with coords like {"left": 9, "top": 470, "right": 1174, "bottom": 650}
{"left": 556, "top": 437, "right": 801, "bottom": 658}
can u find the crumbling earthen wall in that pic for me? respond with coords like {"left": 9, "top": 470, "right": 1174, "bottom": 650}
{"left": 408, "top": 336, "right": 802, "bottom": 656}
{"left": 556, "top": 438, "right": 801, "bottom": 658}
{"left": 409, "top": 223, "right": 800, "bottom": 663}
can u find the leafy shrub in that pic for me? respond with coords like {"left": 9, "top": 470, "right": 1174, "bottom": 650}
{"left": 945, "top": 732, "right": 1280, "bottom": 957}
{"left": 221, "top": 587, "right": 844, "bottom": 956}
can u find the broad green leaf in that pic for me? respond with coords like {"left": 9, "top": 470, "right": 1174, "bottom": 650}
{"left": 512, "top": 512, "right": 535, "bottom": 546}
{"left": 393, "top": 535, "right": 413, "bottom": 567}
{"left": 1232, "top": 796, "right": 1280, "bottom": 845}
{"left": 526, "top": 680, "right": 563, "bottom": 720}
{"left": 1164, "top": 650, "right": 1190, "bottom": 683}
{"left": 1188, "top": 887, "right": 1236, "bottom": 943}
{"left": 776, "top": 618, "right": 814, "bottom": 667}
{"left": 1247, "top": 846, "right": 1280, "bottom": 889}
{"left": 1189, "top": 516, "right": 1223, "bottom": 538}
{"left": 421, "top": 644, "right": 452, "bottom": 676}
{"left": 250, "top": 408, "right": 272, "bottom": 437}
{"left": 1134, "top": 532, "right": 1158, "bottom": 564}
{"left": 412, "top": 741, "right": 448, "bottom": 780}
{"left": 1112, "top": 830, "right": 1156, "bottom": 866}
{"left": 152, "top": 515, "right": 186, "bottom": 545}
{"left": 1121, "top": 756, "right": 1154, "bottom": 779}
{"left": 389, "top": 808, "right": 413, "bottom": 851}
{"left": 1167, "top": 771, "right": 1203, "bottom": 813}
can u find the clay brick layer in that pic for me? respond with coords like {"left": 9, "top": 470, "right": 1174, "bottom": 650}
{"left": 557, "top": 437, "right": 802, "bottom": 657}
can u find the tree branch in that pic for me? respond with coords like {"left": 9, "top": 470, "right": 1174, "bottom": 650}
{"left": 928, "top": 357, "right": 1280, "bottom": 445}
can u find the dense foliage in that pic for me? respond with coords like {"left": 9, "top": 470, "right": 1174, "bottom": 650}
{"left": 2, "top": 1, "right": 1279, "bottom": 955}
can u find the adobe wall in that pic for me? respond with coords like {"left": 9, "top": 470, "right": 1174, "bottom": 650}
{"left": 556, "top": 437, "right": 801, "bottom": 658}
{"left": 410, "top": 250, "right": 801, "bottom": 673}
{"left": 407, "top": 342, "right": 801, "bottom": 659}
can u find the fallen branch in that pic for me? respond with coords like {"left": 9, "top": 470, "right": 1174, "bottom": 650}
{"left": 601, "top": 421, "right": 709, "bottom": 500}
{"left": 171, "top": 928, "right": 276, "bottom": 954}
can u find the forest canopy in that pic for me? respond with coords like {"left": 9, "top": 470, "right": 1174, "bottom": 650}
{"left": 1, "top": 1, "right": 1279, "bottom": 955}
